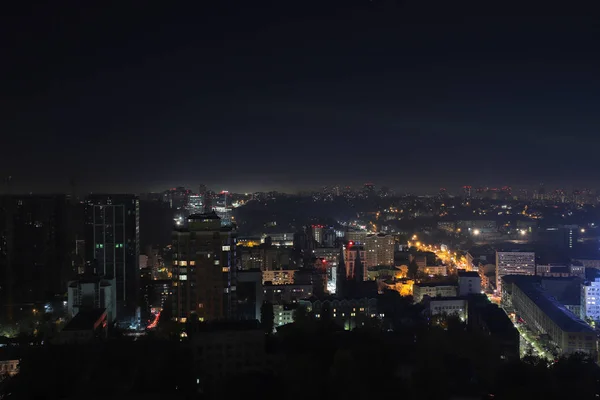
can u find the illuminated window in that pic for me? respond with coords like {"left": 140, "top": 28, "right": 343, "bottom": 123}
{"left": 214, "top": 260, "right": 220, "bottom": 265}
{"left": 351, "top": 312, "right": 356, "bottom": 317}
{"left": 222, "top": 267, "right": 230, "bottom": 272}
{"left": 222, "top": 245, "right": 231, "bottom": 251}
{"left": 189, "top": 261, "right": 195, "bottom": 266}
{"left": 198, "top": 303, "right": 204, "bottom": 308}
{"left": 179, "top": 261, "right": 187, "bottom": 266}
{"left": 179, "top": 275, "right": 187, "bottom": 281}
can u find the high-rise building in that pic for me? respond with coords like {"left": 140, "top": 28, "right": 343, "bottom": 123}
{"left": 0, "top": 195, "right": 73, "bottom": 318}
{"left": 84, "top": 194, "right": 140, "bottom": 323}
{"left": 186, "top": 194, "right": 204, "bottom": 215}
{"left": 581, "top": 277, "right": 600, "bottom": 322}
{"left": 495, "top": 251, "right": 535, "bottom": 295}
{"left": 213, "top": 191, "right": 232, "bottom": 226}
{"left": 365, "top": 233, "right": 395, "bottom": 268}
{"left": 343, "top": 244, "right": 367, "bottom": 282}
{"left": 311, "top": 225, "right": 323, "bottom": 246}
{"left": 172, "top": 211, "right": 237, "bottom": 322}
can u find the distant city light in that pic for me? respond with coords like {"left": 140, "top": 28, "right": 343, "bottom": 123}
{"left": 473, "top": 229, "right": 480, "bottom": 235}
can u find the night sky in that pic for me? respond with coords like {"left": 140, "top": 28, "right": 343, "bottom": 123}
{"left": 2, "top": 1, "right": 599, "bottom": 194}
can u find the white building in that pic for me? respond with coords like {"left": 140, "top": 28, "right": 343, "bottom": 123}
{"left": 496, "top": 251, "right": 535, "bottom": 295}
{"left": 413, "top": 283, "right": 457, "bottom": 303}
{"left": 429, "top": 297, "right": 468, "bottom": 321}
{"left": 581, "top": 277, "right": 600, "bottom": 322}
{"left": 273, "top": 304, "right": 297, "bottom": 327}
{"left": 67, "top": 276, "right": 116, "bottom": 322}
{"left": 458, "top": 271, "right": 482, "bottom": 296}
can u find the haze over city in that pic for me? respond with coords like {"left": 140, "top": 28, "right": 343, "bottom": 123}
{"left": 2, "top": 2, "right": 600, "bottom": 193}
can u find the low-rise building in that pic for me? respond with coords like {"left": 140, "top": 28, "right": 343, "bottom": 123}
{"left": 458, "top": 271, "right": 482, "bottom": 296}
{"left": 420, "top": 265, "right": 447, "bottom": 276}
{"left": 191, "top": 320, "right": 269, "bottom": 393}
{"left": 413, "top": 282, "right": 457, "bottom": 303}
{"left": 0, "top": 358, "right": 19, "bottom": 378}
{"left": 56, "top": 309, "right": 108, "bottom": 344}
{"left": 273, "top": 303, "right": 297, "bottom": 327}
{"left": 300, "top": 297, "right": 378, "bottom": 331}
{"left": 428, "top": 297, "right": 467, "bottom": 321}
{"left": 264, "top": 283, "right": 313, "bottom": 303}
{"left": 262, "top": 269, "right": 295, "bottom": 285}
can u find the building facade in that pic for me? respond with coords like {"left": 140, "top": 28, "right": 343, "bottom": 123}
{"left": 0, "top": 195, "right": 73, "bottom": 315}
{"left": 495, "top": 251, "right": 535, "bottom": 295}
{"left": 365, "top": 233, "right": 395, "bottom": 268}
{"left": 581, "top": 277, "right": 600, "bottom": 322}
{"left": 458, "top": 271, "right": 482, "bottom": 296}
{"left": 413, "top": 283, "right": 457, "bottom": 303}
{"left": 503, "top": 275, "right": 596, "bottom": 356}
{"left": 172, "top": 212, "right": 237, "bottom": 322}
{"left": 85, "top": 194, "right": 139, "bottom": 323}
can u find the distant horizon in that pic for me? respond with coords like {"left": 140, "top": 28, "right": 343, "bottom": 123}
{"left": 0, "top": 181, "right": 597, "bottom": 197}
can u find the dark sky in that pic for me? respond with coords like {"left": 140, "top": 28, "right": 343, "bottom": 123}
{"left": 2, "top": 1, "right": 600, "bottom": 194}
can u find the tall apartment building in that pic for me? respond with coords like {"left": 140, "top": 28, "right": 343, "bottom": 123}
{"left": 172, "top": 211, "right": 237, "bottom": 322}
{"left": 365, "top": 233, "right": 394, "bottom": 268}
{"left": 0, "top": 195, "right": 73, "bottom": 315}
{"left": 581, "top": 277, "right": 600, "bottom": 322}
{"left": 495, "top": 251, "right": 535, "bottom": 295}
{"left": 343, "top": 244, "right": 367, "bottom": 281}
{"left": 85, "top": 194, "right": 140, "bottom": 322}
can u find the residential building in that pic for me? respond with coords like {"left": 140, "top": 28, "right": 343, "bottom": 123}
{"left": 237, "top": 270, "right": 263, "bottom": 321}
{"left": 365, "top": 233, "right": 395, "bottom": 267}
{"left": 429, "top": 297, "right": 468, "bottom": 321}
{"left": 67, "top": 275, "right": 116, "bottom": 322}
{"left": 264, "top": 283, "right": 312, "bottom": 303}
{"left": 273, "top": 303, "right": 297, "bottom": 327}
{"left": 85, "top": 194, "right": 140, "bottom": 322}
{"left": 0, "top": 358, "right": 19, "bottom": 378}
{"left": 458, "top": 271, "right": 482, "bottom": 296}
{"left": 262, "top": 269, "right": 296, "bottom": 285}
{"left": 502, "top": 275, "right": 596, "bottom": 356}
{"left": 343, "top": 244, "right": 367, "bottom": 281}
{"left": 468, "top": 295, "right": 520, "bottom": 362}
{"left": 495, "top": 251, "right": 535, "bottom": 295}
{"left": 213, "top": 191, "right": 232, "bottom": 226}
{"left": 56, "top": 309, "right": 109, "bottom": 344}
{"left": 420, "top": 264, "right": 447, "bottom": 276}
{"left": 191, "top": 321, "right": 269, "bottom": 393}
{"left": 300, "top": 297, "right": 379, "bottom": 331}
{"left": 345, "top": 230, "right": 368, "bottom": 245}
{"left": 172, "top": 211, "right": 237, "bottom": 322}
{"left": 0, "top": 195, "right": 73, "bottom": 314}
{"left": 413, "top": 282, "right": 457, "bottom": 303}
{"left": 581, "top": 277, "right": 600, "bottom": 322}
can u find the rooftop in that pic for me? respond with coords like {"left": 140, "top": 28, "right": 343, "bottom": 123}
{"left": 504, "top": 275, "right": 592, "bottom": 334}
{"left": 188, "top": 211, "right": 220, "bottom": 220}
{"left": 458, "top": 271, "right": 480, "bottom": 278}
{"left": 415, "top": 282, "right": 457, "bottom": 288}
{"left": 480, "top": 304, "right": 518, "bottom": 338}
{"left": 63, "top": 309, "right": 107, "bottom": 331}
{"left": 195, "top": 320, "right": 261, "bottom": 332}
